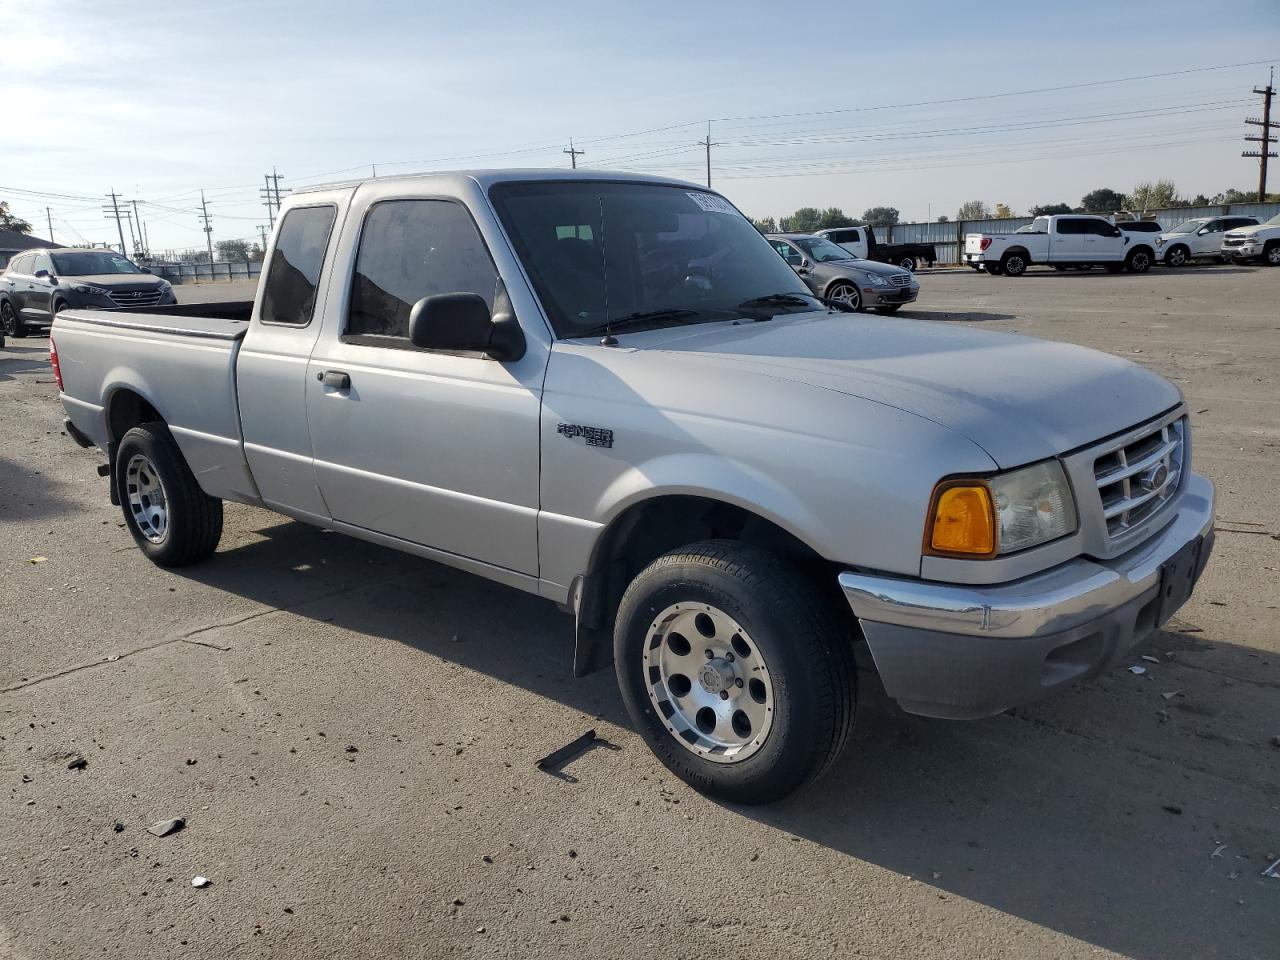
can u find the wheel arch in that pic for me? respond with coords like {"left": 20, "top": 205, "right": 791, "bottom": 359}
{"left": 570, "top": 492, "right": 842, "bottom": 677}
{"left": 1001, "top": 246, "right": 1032, "bottom": 262}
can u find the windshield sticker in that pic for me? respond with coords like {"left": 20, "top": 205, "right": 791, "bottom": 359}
{"left": 687, "top": 192, "right": 738, "bottom": 215}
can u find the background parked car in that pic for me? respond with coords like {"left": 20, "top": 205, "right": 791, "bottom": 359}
{"left": 1154, "top": 216, "right": 1260, "bottom": 267}
{"left": 0, "top": 248, "right": 175, "bottom": 338}
{"left": 813, "top": 226, "right": 936, "bottom": 272}
{"left": 767, "top": 234, "right": 919, "bottom": 312}
{"left": 1222, "top": 212, "right": 1280, "bottom": 265}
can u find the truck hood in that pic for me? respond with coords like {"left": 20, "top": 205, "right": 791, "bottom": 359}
{"left": 1222, "top": 222, "right": 1273, "bottom": 237}
{"left": 630, "top": 312, "right": 1181, "bottom": 468}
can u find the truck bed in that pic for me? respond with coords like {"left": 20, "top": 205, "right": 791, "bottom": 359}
{"left": 54, "top": 306, "right": 259, "bottom": 505}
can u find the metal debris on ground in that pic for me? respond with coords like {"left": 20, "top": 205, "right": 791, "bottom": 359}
{"left": 66, "top": 755, "right": 87, "bottom": 770}
{"left": 147, "top": 817, "right": 186, "bottom": 837}
{"left": 1141, "top": 655, "right": 1160, "bottom": 664}
{"left": 1263, "top": 858, "right": 1280, "bottom": 879}
{"left": 1128, "top": 665, "right": 1147, "bottom": 675}
{"left": 191, "top": 876, "right": 210, "bottom": 888}
{"left": 27, "top": 556, "right": 47, "bottom": 564}
{"left": 1161, "top": 804, "right": 1183, "bottom": 815}
{"left": 1161, "top": 692, "right": 1182, "bottom": 700}
{"left": 535, "top": 729, "right": 620, "bottom": 781}
{"left": 1211, "top": 844, "right": 1228, "bottom": 859}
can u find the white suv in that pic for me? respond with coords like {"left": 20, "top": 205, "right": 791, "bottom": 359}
{"left": 1155, "top": 216, "right": 1259, "bottom": 267}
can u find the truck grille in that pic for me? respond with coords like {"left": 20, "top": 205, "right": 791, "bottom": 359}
{"left": 1222, "top": 236, "right": 1246, "bottom": 248}
{"left": 108, "top": 289, "right": 163, "bottom": 308}
{"left": 889, "top": 274, "right": 912, "bottom": 287}
{"left": 1092, "top": 418, "right": 1185, "bottom": 538}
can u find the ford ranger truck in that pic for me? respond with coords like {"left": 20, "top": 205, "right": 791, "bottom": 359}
{"left": 51, "top": 171, "right": 1215, "bottom": 804}
{"left": 964, "top": 214, "right": 1156, "bottom": 276}
{"left": 1222, "top": 212, "right": 1280, "bottom": 265}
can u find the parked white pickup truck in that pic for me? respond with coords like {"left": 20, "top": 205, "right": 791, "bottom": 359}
{"left": 964, "top": 214, "right": 1156, "bottom": 276}
{"left": 1221, "top": 212, "right": 1280, "bottom": 265}
{"left": 52, "top": 171, "right": 1214, "bottom": 803}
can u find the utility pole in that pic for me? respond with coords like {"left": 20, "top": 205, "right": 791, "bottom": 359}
{"left": 199, "top": 190, "right": 214, "bottom": 262}
{"left": 131, "top": 200, "right": 147, "bottom": 258}
{"left": 563, "top": 139, "right": 584, "bottom": 169}
{"left": 1244, "top": 68, "right": 1277, "bottom": 202}
{"left": 269, "top": 167, "right": 285, "bottom": 215}
{"left": 261, "top": 174, "right": 276, "bottom": 227}
{"left": 105, "top": 190, "right": 128, "bottom": 254}
{"left": 698, "top": 121, "right": 720, "bottom": 188}
{"left": 46, "top": 207, "right": 54, "bottom": 244}
{"left": 257, "top": 224, "right": 269, "bottom": 250}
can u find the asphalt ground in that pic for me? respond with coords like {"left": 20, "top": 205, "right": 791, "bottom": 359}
{"left": 1, "top": 264, "right": 1277, "bottom": 959}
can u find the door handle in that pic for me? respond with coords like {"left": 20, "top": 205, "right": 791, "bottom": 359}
{"left": 319, "top": 370, "right": 351, "bottom": 390}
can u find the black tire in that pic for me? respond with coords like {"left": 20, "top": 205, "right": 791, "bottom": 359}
{"left": 2, "top": 299, "right": 28, "bottom": 338}
{"left": 614, "top": 540, "right": 855, "bottom": 804}
{"left": 1164, "top": 244, "right": 1189, "bottom": 268}
{"left": 1265, "top": 242, "right": 1280, "bottom": 267}
{"left": 873, "top": 304, "right": 903, "bottom": 314}
{"left": 1104, "top": 263, "right": 1125, "bottom": 274}
{"left": 985, "top": 262, "right": 1004, "bottom": 276}
{"left": 825, "top": 280, "right": 862, "bottom": 311}
{"left": 50, "top": 298, "right": 68, "bottom": 321}
{"left": 115, "top": 421, "right": 223, "bottom": 567}
{"left": 1125, "top": 248, "right": 1152, "bottom": 273}
{"left": 1000, "top": 252, "right": 1028, "bottom": 277}
{"left": 897, "top": 256, "right": 917, "bottom": 272}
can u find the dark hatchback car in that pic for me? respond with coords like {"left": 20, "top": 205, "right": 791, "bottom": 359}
{"left": 0, "top": 248, "right": 175, "bottom": 337}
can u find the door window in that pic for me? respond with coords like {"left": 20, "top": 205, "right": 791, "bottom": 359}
{"left": 347, "top": 200, "right": 499, "bottom": 341}
{"left": 770, "top": 240, "right": 803, "bottom": 265}
{"left": 1055, "top": 219, "right": 1089, "bottom": 235}
{"left": 1086, "top": 220, "right": 1121, "bottom": 236}
{"left": 260, "top": 205, "right": 337, "bottom": 326}
{"left": 9, "top": 253, "right": 33, "bottom": 274}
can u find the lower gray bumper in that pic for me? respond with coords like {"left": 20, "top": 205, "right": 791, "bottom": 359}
{"left": 839, "top": 473, "right": 1215, "bottom": 719}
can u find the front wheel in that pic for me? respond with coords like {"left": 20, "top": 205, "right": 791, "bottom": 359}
{"left": 1265, "top": 242, "right": 1280, "bottom": 267}
{"left": 1164, "top": 245, "right": 1189, "bottom": 268}
{"left": 115, "top": 422, "right": 224, "bottom": 567}
{"left": 826, "top": 280, "right": 862, "bottom": 311}
{"left": 614, "top": 541, "right": 856, "bottom": 804}
{"left": 1125, "top": 249, "right": 1152, "bottom": 273}
{"left": 1, "top": 300, "right": 27, "bottom": 338}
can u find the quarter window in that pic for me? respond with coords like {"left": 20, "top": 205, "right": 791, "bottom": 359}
{"left": 347, "top": 200, "right": 498, "bottom": 340}
{"left": 260, "top": 205, "right": 337, "bottom": 326}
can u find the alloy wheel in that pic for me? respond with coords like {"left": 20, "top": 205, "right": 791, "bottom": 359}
{"left": 125, "top": 453, "right": 169, "bottom": 543}
{"left": 642, "top": 602, "right": 774, "bottom": 763}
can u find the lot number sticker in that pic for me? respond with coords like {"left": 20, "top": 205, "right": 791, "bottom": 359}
{"left": 687, "top": 192, "right": 738, "bottom": 215}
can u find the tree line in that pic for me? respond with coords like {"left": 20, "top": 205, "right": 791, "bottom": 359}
{"left": 753, "top": 181, "right": 1280, "bottom": 234}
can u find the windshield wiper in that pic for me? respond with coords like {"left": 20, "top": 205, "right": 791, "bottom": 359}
{"left": 578, "top": 308, "right": 702, "bottom": 338}
{"left": 737, "top": 292, "right": 822, "bottom": 309}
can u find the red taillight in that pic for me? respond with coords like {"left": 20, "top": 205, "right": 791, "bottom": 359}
{"left": 979, "top": 238, "right": 993, "bottom": 251}
{"left": 49, "top": 336, "right": 64, "bottom": 392}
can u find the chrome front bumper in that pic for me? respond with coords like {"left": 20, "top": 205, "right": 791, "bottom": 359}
{"left": 839, "top": 472, "right": 1215, "bottom": 719}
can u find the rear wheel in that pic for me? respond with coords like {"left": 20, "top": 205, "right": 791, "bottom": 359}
{"left": 2, "top": 300, "right": 27, "bottom": 338}
{"left": 826, "top": 280, "right": 862, "bottom": 311}
{"left": 115, "top": 422, "right": 223, "bottom": 567}
{"left": 1164, "top": 245, "right": 1189, "bottom": 268}
{"left": 1125, "top": 248, "right": 1152, "bottom": 273}
{"left": 614, "top": 541, "right": 855, "bottom": 804}
{"left": 1000, "top": 252, "right": 1027, "bottom": 277}
{"left": 985, "top": 261, "right": 1004, "bottom": 276}
{"left": 897, "top": 256, "right": 917, "bottom": 272}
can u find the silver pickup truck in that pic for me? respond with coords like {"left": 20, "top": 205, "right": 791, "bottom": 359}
{"left": 52, "top": 170, "right": 1214, "bottom": 803}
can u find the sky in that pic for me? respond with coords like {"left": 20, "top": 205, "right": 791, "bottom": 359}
{"left": 3, "top": 0, "right": 1278, "bottom": 254}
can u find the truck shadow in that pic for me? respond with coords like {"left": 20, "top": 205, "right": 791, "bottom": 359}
{"left": 176, "top": 511, "right": 1278, "bottom": 960}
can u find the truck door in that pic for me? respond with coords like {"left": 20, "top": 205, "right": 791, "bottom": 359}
{"left": 1084, "top": 219, "right": 1125, "bottom": 262}
{"left": 831, "top": 228, "right": 864, "bottom": 259}
{"left": 1051, "top": 218, "right": 1087, "bottom": 261}
{"left": 304, "top": 196, "right": 543, "bottom": 576}
{"left": 237, "top": 200, "right": 345, "bottom": 520}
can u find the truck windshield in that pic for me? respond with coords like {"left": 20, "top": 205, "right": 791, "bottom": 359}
{"left": 50, "top": 252, "right": 143, "bottom": 276}
{"left": 791, "top": 236, "right": 855, "bottom": 262}
{"left": 1167, "top": 219, "right": 1207, "bottom": 235}
{"left": 489, "top": 181, "right": 813, "bottom": 337}
{"left": 1267, "top": 213, "right": 1280, "bottom": 226}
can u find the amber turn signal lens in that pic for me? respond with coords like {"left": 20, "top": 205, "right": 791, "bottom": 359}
{"left": 927, "top": 483, "right": 995, "bottom": 556}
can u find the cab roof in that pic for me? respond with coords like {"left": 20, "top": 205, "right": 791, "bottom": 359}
{"left": 295, "top": 167, "right": 709, "bottom": 195}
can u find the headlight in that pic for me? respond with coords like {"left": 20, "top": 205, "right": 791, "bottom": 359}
{"left": 925, "top": 461, "right": 1077, "bottom": 558}
{"left": 1155, "top": 238, "right": 1165, "bottom": 246}
{"left": 71, "top": 283, "right": 110, "bottom": 296}
{"left": 862, "top": 273, "right": 888, "bottom": 286}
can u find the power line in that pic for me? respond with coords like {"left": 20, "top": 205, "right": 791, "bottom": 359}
{"left": 1244, "top": 67, "right": 1277, "bottom": 201}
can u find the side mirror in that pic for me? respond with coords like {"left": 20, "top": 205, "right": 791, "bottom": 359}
{"left": 408, "top": 292, "right": 526, "bottom": 362}
{"left": 34, "top": 268, "right": 50, "bottom": 280}
{"left": 1197, "top": 227, "right": 1209, "bottom": 235}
